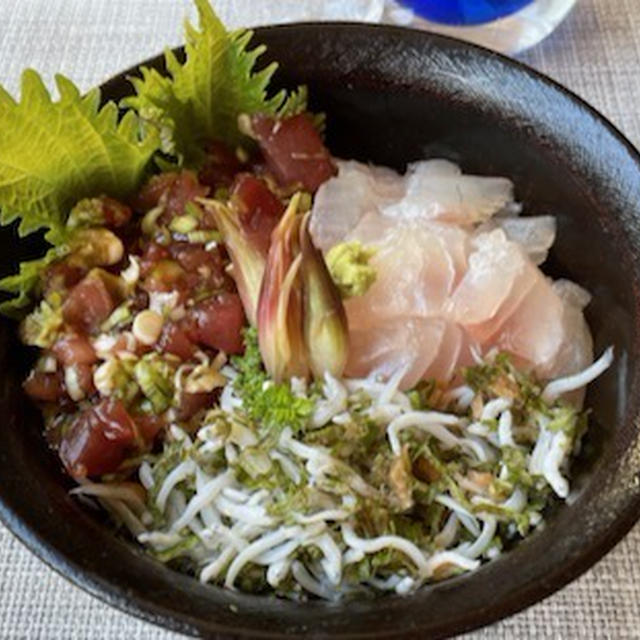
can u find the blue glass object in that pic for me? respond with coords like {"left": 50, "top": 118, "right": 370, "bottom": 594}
{"left": 401, "top": 0, "right": 535, "bottom": 25}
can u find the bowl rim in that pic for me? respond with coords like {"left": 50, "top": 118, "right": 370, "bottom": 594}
{"left": 1, "top": 20, "right": 640, "bottom": 640}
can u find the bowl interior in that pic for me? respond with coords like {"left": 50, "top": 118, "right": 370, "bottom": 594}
{"left": 1, "top": 23, "right": 640, "bottom": 640}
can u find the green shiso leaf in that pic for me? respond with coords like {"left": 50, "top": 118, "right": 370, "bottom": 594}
{"left": 0, "top": 71, "right": 160, "bottom": 314}
{"left": 0, "top": 72, "right": 159, "bottom": 237}
{"left": 124, "top": 0, "right": 307, "bottom": 164}
{"left": 0, "top": 244, "right": 66, "bottom": 317}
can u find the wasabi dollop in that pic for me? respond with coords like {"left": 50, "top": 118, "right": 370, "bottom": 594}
{"left": 326, "top": 241, "right": 377, "bottom": 298}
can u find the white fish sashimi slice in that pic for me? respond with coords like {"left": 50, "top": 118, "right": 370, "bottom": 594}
{"left": 407, "top": 159, "right": 462, "bottom": 179}
{"left": 423, "top": 323, "right": 478, "bottom": 384}
{"left": 345, "top": 223, "right": 462, "bottom": 330}
{"left": 383, "top": 160, "right": 515, "bottom": 226}
{"left": 498, "top": 216, "right": 556, "bottom": 265}
{"left": 344, "top": 211, "right": 396, "bottom": 246}
{"left": 346, "top": 213, "right": 469, "bottom": 279}
{"left": 422, "top": 322, "right": 463, "bottom": 385}
{"left": 345, "top": 318, "right": 448, "bottom": 390}
{"left": 428, "top": 222, "right": 470, "bottom": 287}
{"left": 477, "top": 216, "right": 557, "bottom": 266}
{"left": 310, "top": 160, "right": 404, "bottom": 251}
{"left": 493, "top": 276, "right": 566, "bottom": 376}
{"left": 446, "top": 230, "right": 537, "bottom": 342}
{"left": 548, "top": 303, "right": 593, "bottom": 380}
{"left": 540, "top": 280, "right": 594, "bottom": 406}
{"left": 552, "top": 279, "right": 592, "bottom": 310}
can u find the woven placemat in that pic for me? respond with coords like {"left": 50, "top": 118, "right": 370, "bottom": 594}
{"left": 0, "top": 1, "right": 639, "bottom": 637}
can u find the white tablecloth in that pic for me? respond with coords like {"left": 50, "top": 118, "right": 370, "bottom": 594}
{"left": 1, "top": 1, "right": 639, "bottom": 637}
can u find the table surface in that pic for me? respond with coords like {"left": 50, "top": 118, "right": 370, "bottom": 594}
{"left": 1, "top": 0, "right": 640, "bottom": 638}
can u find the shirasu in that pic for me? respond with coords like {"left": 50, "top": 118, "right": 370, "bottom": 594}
{"left": 457, "top": 517, "right": 497, "bottom": 559}
{"left": 125, "top": 345, "right": 613, "bottom": 600}
{"left": 266, "top": 558, "right": 293, "bottom": 587}
{"left": 170, "top": 471, "right": 234, "bottom": 533}
{"left": 341, "top": 524, "right": 431, "bottom": 576}
{"left": 313, "top": 532, "right": 343, "bottom": 585}
{"left": 311, "top": 373, "right": 348, "bottom": 427}
{"left": 498, "top": 410, "right": 515, "bottom": 447}
{"left": 156, "top": 460, "right": 196, "bottom": 512}
{"left": 291, "top": 561, "right": 337, "bottom": 600}
{"left": 387, "top": 411, "right": 463, "bottom": 455}
{"left": 542, "top": 347, "right": 614, "bottom": 402}
{"left": 225, "top": 527, "right": 302, "bottom": 588}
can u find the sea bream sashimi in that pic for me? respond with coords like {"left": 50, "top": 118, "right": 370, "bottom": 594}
{"left": 344, "top": 221, "right": 469, "bottom": 331}
{"left": 382, "top": 159, "right": 517, "bottom": 226}
{"left": 311, "top": 159, "right": 594, "bottom": 393}
{"left": 310, "top": 160, "right": 404, "bottom": 252}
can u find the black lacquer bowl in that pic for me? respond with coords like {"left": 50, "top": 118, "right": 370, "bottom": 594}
{"left": 0, "top": 23, "right": 639, "bottom": 640}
